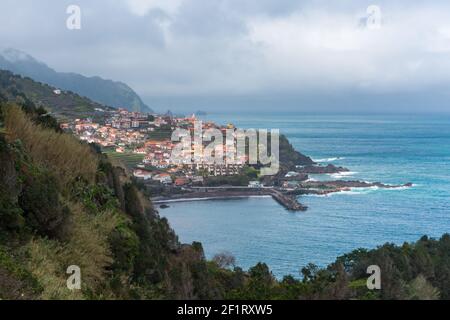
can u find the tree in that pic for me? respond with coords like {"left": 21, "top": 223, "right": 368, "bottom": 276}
{"left": 244, "top": 263, "right": 276, "bottom": 300}
{"left": 213, "top": 252, "right": 236, "bottom": 269}
{"left": 301, "top": 263, "right": 320, "bottom": 282}
{"left": 18, "top": 166, "right": 70, "bottom": 239}
{"left": 407, "top": 275, "right": 440, "bottom": 300}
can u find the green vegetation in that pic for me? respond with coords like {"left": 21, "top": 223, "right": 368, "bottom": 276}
{"left": 103, "top": 151, "right": 144, "bottom": 170}
{"left": 147, "top": 124, "right": 173, "bottom": 140}
{"left": 2, "top": 75, "right": 450, "bottom": 300}
{"left": 205, "top": 175, "right": 252, "bottom": 187}
{"left": 201, "top": 235, "right": 450, "bottom": 300}
{"left": 0, "top": 48, "right": 152, "bottom": 113}
{"left": 203, "top": 166, "right": 259, "bottom": 187}
{"left": 0, "top": 70, "right": 114, "bottom": 120}
{"left": 0, "top": 104, "right": 210, "bottom": 299}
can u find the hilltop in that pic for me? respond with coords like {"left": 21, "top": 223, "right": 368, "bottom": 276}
{"left": 0, "top": 69, "right": 116, "bottom": 121}
{"left": 0, "top": 48, "right": 152, "bottom": 113}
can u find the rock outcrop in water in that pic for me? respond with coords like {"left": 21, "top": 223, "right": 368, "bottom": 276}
{"left": 296, "top": 164, "right": 350, "bottom": 174}
{"left": 287, "top": 180, "right": 413, "bottom": 196}
{"left": 279, "top": 135, "right": 315, "bottom": 170}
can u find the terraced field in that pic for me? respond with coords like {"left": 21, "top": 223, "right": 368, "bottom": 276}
{"left": 104, "top": 151, "right": 144, "bottom": 169}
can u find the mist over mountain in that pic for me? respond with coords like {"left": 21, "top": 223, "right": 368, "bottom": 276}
{"left": 0, "top": 48, "right": 152, "bottom": 113}
{"left": 0, "top": 69, "right": 119, "bottom": 121}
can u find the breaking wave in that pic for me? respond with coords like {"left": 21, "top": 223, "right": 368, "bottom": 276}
{"left": 329, "top": 171, "right": 358, "bottom": 179}
{"left": 304, "top": 185, "right": 413, "bottom": 198}
{"left": 313, "top": 157, "right": 345, "bottom": 162}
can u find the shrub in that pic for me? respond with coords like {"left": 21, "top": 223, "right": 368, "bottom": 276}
{"left": 109, "top": 219, "right": 140, "bottom": 274}
{"left": 25, "top": 238, "right": 84, "bottom": 300}
{"left": 18, "top": 165, "right": 70, "bottom": 239}
{"left": 212, "top": 252, "right": 236, "bottom": 269}
{"left": 0, "top": 135, "right": 26, "bottom": 236}
{"left": 0, "top": 246, "right": 43, "bottom": 299}
{"left": 3, "top": 105, "right": 98, "bottom": 190}
{"left": 71, "top": 182, "right": 120, "bottom": 215}
{"left": 0, "top": 193, "right": 25, "bottom": 236}
{"left": 24, "top": 203, "right": 119, "bottom": 299}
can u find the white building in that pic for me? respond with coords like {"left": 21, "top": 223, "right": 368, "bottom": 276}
{"left": 153, "top": 173, "right": 172, "bottom": 184}
{"left": 133, "top": 169, "right": 153, "bottom": 180}
{"left": 248, "top": 181, "right": 263, "bottom": 188}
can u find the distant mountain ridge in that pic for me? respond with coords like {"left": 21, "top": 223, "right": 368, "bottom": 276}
{"left": 0, "top": 48, "right": 152, "bottom": 113}
{"left": 0, "top": 69, "right": 116, "bottom": 120}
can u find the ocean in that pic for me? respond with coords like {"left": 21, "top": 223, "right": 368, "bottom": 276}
{"left": 159, "top": 113, "right": 450, "bottom": 278}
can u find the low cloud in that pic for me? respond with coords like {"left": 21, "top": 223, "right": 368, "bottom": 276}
{"left": 126, "top": 0, "right": 184, "bottom": 16}
{"left": 1, "top": 0, "right": 450, "bottom": 112}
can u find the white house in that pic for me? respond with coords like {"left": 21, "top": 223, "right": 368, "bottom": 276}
{"left": 133, "top": 169, "right": 153, "bottom": 180}
{"left": 153, "top": 173, "right": 172, "bottom": 184}
{"left": 248, "top": 181, "right": 263, "bottom": 188}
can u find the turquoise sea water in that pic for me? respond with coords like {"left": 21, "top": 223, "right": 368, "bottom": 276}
{"left": 160, "top": 113, "right": 450, "bottom": 278}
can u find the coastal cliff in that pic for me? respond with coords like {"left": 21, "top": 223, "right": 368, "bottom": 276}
{"left": 1, "top": 72, "right": 448, "bottom": 301}
{"left": 0, "top": 103, "right": 218, "bottom": 299}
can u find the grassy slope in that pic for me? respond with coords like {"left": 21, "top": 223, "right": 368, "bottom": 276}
{"left": 0, "top": 69, "right": 114, "bottom": 121}
{"left": 103, "top": 151, "right": 144, "bottom": 171}
{"left": 0, "top": 105, "right": 217, "bottom": 299}
{"left": 2, "top": 107, "right": 450, "bottom": 300}
{"left": 2, "top": 72, "right": 450, "bottom": 301}
{"left": 0, "top": 49, "right": 152, "bottom": 113}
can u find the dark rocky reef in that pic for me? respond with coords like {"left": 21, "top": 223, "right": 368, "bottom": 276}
{"left": 287, "top": 180, "right": 413, "bottom": 196}
{"left": 296, "top": 164, "right": 350, "bottom": 174}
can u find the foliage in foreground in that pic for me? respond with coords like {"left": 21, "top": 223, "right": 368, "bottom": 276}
{"left": 1, "top": 102, "right": 450, "bottom": 300}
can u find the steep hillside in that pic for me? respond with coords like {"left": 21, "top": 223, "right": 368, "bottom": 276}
{"left": 279, "top": 135, "right": 315, "bottom": 168}
{"left": 2, "top": 77, "right": 450, "bottom": 300}
{"left": 0, "top": 69, "right": 115, "bottom": 121}
{"left": 2, "top": 102, "right": 450, "bottom": 300}
{"left": 0, "top": 48, "right": 152, "bottom": 113}
{"left": 0, "top": 103, "right": 218, "bottom": 299}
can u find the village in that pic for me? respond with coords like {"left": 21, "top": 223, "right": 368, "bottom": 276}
{"left": 61, "top": 108, "right": 412, "bottom": 212}
{"left": 61, "top": 108, "right": 256, "bottom": 189}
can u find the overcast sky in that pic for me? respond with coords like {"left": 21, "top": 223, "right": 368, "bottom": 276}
{"left": 2, "top": 0, "right": 450, "bottom": 113}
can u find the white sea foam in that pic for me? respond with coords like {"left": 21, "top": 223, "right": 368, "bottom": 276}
{"left": 334, "top": 187, "right": 378, "bottom": 195}
{"left": 329, "top": 171, "right": 358, "bottom": 179}
{"left": 382, "top": 184, "right": 416, "bottom": 191}
{"left": 304, "top": 194, "right": 330, "bottom": 198}
{"left": 313, "top": 157, "right": 345, "bottom": 162}
{"left": 304, "top": 185, "right": 412, "bottom": 198}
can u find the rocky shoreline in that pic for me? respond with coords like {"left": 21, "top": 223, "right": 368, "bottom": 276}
{"left": 152, "top": 188, "right": 307, "bottom": 211}
{"left": 150, "top": 136, "right": 413, "bottom": 212}
{"left": 152, "top": 179, "right": 412, "bottom": 212}
{"left": 296, "top": 163, "right": 350, "bottom": 174}
{"left": 288, "top": 180, "right": 413, "bottom": 196}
